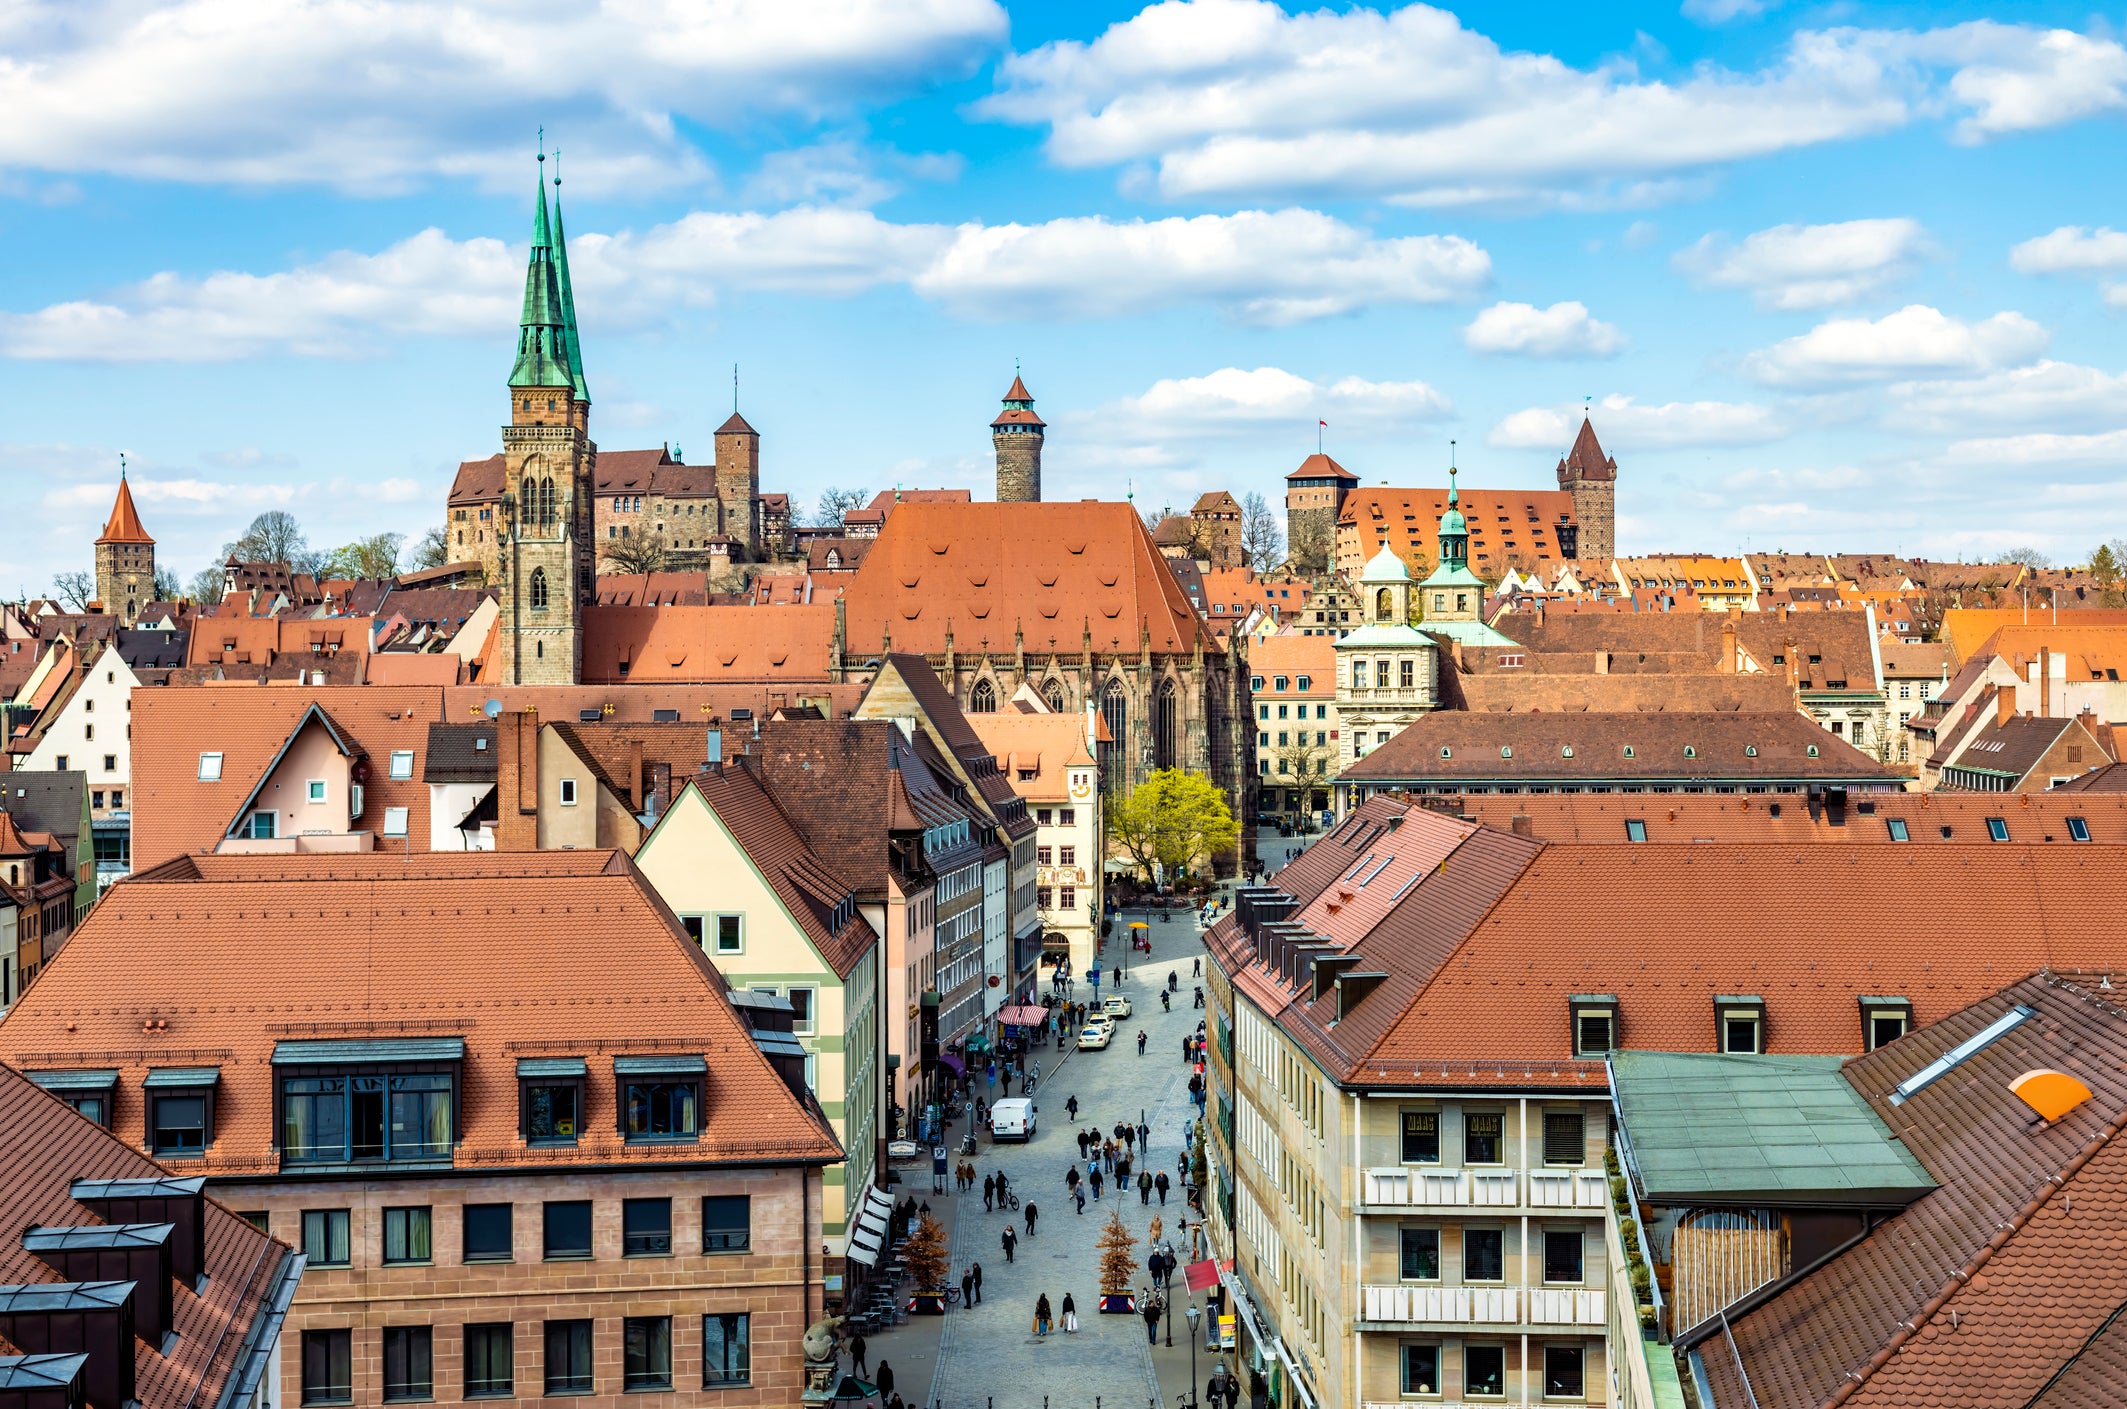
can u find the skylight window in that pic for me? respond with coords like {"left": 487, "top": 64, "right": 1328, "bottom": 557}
{"left": 1986, "top": 817, "right": 2010, "bottom": 842}
{"left": 1885, "top": 819, "right": 1910, "bottom": 842}
{"left": 1890, "top": 1004, "right": 2036, "bottom": 1105}
{"left": 1356, "top": 855, "right": 1396, "bottom": 887}
{"left": 1624, "top": 820, "right": 1647, "bottom": 843}
{"left": 2068, "top": 816, "right": 2091, "bottom": 842}
{"left": 199, "top": 751, "right": 224, "bottom": 781}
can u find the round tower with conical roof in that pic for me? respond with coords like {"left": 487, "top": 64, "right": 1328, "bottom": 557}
{"left": 992, "top": 374, "right": 1044, "bottom": 503}
{"left": 94, "top": 464, "right": 155, "bottom": 624}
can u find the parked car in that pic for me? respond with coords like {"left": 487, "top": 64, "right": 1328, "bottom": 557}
{"left": 990, "top": 1097, "right": 1038, "bottom": 1142}
{"left": 1078, "top": 1020, "right": 1116, "bottom": 1051}
{"left": 1102, "top": 995, "right": 1133, "bottom": 1020}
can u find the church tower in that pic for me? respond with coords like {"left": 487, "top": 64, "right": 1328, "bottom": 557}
{"left": 94, "top": 466, "right": 154, "bottom": 625}
{"left": 1556, "top": 416, "right": 1617, "bottom": 561}
{"left": 715, "top": 409, "right": 760, "bottom": 559}
{"left": 992, "top": 374, "right": 1044, "bottom": 502}
{"left": 497, "top": 153, "right": 594, "bottom": 686}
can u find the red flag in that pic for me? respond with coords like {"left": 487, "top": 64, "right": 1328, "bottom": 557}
{"left": 1318, "top": 419, "right": 1328, "bottom": 427}
{"left": 1184, "top": 1258, "right": 1221, "bottom": 1293}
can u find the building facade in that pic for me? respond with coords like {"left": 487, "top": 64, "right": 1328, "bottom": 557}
{"left": 1335, "top": 548, "right": 1440, "bottom": 773}
{"left": 1248, "top": 634, "right": 1337, "bottom": 821}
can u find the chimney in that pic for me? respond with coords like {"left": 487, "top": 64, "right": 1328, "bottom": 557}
{"left": 1594, "top": 651, "right": 1609, "bottom": 675}
{"left": 1720, "top": 615, "right": 1738, "bottom": 675}
{"left": 1510, "top": 813, "right": 1533, "bottom": 838}
{"left": 1997, "top": 688, "right": 2017, "bottom": 728}
{"left": 2040, "top": 648, "right": 2051, "bottom": 719}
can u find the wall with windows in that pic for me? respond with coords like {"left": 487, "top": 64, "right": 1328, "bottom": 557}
{"left": 534, "top": 728, "right": 642, "bottom": 852}
{"left": 267, "top": 1164, "right": 814, "bottom": 1409}
{"left": 20, "top": 650, "right": 139, "bottom": 824}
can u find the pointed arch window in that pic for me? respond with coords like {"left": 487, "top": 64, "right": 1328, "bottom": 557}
{"left": 1154, "top": 679, "right": 1181, "bottom": 771}
{"left": 1042, "top": 680, "right": 1068, "bottom": 713}
{"left": 1100, "top": 679, "right": 1128, "bottom": 796}
{"left": 529, "top": 568, "right": 550, "bottom": 613}
{"left": 968, "top": 679, "right": 997, "bottom": 714}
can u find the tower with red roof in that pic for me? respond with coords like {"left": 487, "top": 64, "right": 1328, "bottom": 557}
{"left": 94, "top": 466, "right": 155, "bottom": 624}
{"left": 992, "top": 374, "right": 1045, "bottom": 503}
{"left": 1555, "top": 417, "right": 1617, "bottom": 560}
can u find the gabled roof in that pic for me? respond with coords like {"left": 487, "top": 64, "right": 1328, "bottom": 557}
{"left": 686, "top": 762, "right": 878, "bottom": 979}
{"left": 222, "top": 703, "right": 365, "bottom": 836}
{"left": 841, "top": 502, "right": 1219, "bottom": 658}
{"left": 95, "top": 474, "right": 153, "bottom": 545}
{"left": 449, "top": 454, "right": 506, "bottom": 503}
{"left": 1444, "top": 791, "right": 2127, "bottom": 843}
{"left": 717, "top": 411, "right": 757, "bottom": 435}
{"left": 578, "top": 604, "right": 833, "bottom": 684}
{"left": 1285, "top": 452, "right": 1356, "bottom": 483}
{"left": 1705, "top": 974, "right": 2127, "bottom": 1409}
{"left": 735, "top": 718, "right": 958, "bottom": 898}
{"left": 1344, "top": 710, "right": 1897, "bottom": 783}
{"left": 0, "top": 851, "right": 841, "bottom": 1171}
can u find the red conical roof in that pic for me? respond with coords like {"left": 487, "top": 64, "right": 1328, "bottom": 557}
{"left": 1004, "top": 375, "right": 1034, "bottom": 402}
{"left": 1558, "top": 418, "right": 1615, "bottom": 484}
{"left": 96, "top": 474, "right": 154, "bottom": 545}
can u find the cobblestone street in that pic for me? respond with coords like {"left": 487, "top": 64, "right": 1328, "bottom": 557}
{"left": 866, "top": 907, "right": 1217, "bottom": 1409}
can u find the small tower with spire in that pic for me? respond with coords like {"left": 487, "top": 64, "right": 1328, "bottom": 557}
{"left": 992, "top": 371, "right": 1045, "bottom": 503}
{"left": 715, "top": 366, "right": 761, "bottom": 559}
{"left": 498, "top": 143, "right": 596, "bottom": 685}
{"left": 95, "top": 458, "right": 155, "bottom": 624}
{"left": 1555, "top": 415, "right": 1617, "bottom": 561}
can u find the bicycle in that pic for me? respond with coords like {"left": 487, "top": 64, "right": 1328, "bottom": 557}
{"left": 1005, "top": 1189, "right": 1021, "bottom": 1212}
{"left": 943, "top": 1286, "right": 963, "bottom": 1307}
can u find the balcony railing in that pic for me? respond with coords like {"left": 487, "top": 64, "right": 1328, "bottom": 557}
{"left": 1528, "top": 1170, "right": 1611, "bottom": 1209}
{"left": 1360, "top": 1284, "right": 1605, "bottom": 1328}
{"left": 1361, "top": 1168, "right": 1521, "bottom": 1207}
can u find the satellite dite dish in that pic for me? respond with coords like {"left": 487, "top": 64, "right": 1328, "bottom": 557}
{"left": 483, "top": 699, "right": 503, "bottom": 719}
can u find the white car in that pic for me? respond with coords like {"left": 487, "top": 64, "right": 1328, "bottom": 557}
{"left": 1102, "top": 995, "right": 1133, "bottom": 1019}
{"left": 1078, "top": 1020, "right": 1116, "bottom": 1050}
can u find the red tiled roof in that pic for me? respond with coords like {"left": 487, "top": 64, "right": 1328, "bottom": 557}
{"left": 688, "top": 762, "right": 878, "bottom": 979}
{"left": 841, "top": 501, "right": 1218, "bottom": 657}
{"left": 0, "top": 850, "right": 841, "bottom": 1173}
{"left": 96, "top": 475, "right": 153, "bottom": 545}
{"left": 1558, "top": 416, "right": 1615, "bottom": 482}
{"left": 1444, "top": 791, "right": 2127, "bottom": 843}
{"left": 448, "top": 453, "right": 505, "bottom": 503}
{"left": 579, "top": 604, "right": 834, "bottom": 684}
{"left": 1345, "top": 710, "right": 1896, "bottom": 783}
{"left": 1285, "top": 452, "right": 1356, "bottom": 483}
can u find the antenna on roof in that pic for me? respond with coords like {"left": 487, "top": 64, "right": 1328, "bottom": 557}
{"left": 733, "top": 363, "right": 739, "bottom": 414}
{"left": 118, "top": 452, "right": 127, "bottom": 478}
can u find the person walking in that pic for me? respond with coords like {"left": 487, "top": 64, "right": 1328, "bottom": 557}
{"left": 983, "top": 1174, "right": 995, "bottom": 1212}
{"left": 1181, "top": 1032, "right": 1193, "bottom": 1061}
{"left": 1192, "top": 956, "right": 1201, "bottom": 976}
{"left": 1123, "top": 1125, "right": 1136, "bottom": 1154}
{"left": 1073, "top": 1185, "right": 1086, "bottom": 1215}
{"left": 1169, "top": 969, "right": 1178, "bottom": 992}
{"left": 1137, "top": 1028, "right": 1148, "bottom": 1055}
{"left": 1061, "top": 1292, "right": 1079, "bottom": 1333}
{"left": 1156, "top": 1170, "right": 1171, "bottom": 1205}
{"left": 1091, "top": 1166, "right": 1104, "bottom": 1200}
{"left": 1002, "top": 1225, "right": 1017, "bottom": 1263}
{"left": 961, "top": 1267, "right": 975, "bottom": 1310}
{"left": 1138, "top": 1119, "right": 1150, "bottom": 1150}
{"left": 1066, "top": 1094, "right": 1079, "bottom": 1121}
{"left": 1138, "top": 1169, "right": 1153, "bottom": 1204}
{"left": 1142, "top": 1295, "right": 1162, "bottom": 1345}
{"left": 1194, "top": 985, "right": 1205, "bottom": 1009}
{"left": 971, "top": 1261, "right": 984, "bottom": 1305}
{"left": 1076, "top": 1129, "right": 1090, "bottom": 1160}
{"left": 995, "top": 1170, "right": 1010, "bottom": 1205}
{"left": 849, "top": 1332, "right": 868, "bottom": 1376}
{"left": 1066, "top": 1165, "right": 1081, "bottom": 1196}
{"left": 876, "top": 1361, "right": 896, "bottom": 1401}
{"left": 1025, "top": 1201, "right": 1039, "bottom": 1236}
{"left": 1034, "top": 1294, "right": 1053, "bottom": 1337}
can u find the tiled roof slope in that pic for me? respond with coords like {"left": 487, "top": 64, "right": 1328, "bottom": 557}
{"left": 1343, "top": 710, "right": 1896, "bottom": 783}
{"left": 733, "top": 719, "right": 949, "bottom": 898}
{"left": 448, "top": 454, "right": 505, "bottom": 502}
{"left": 0, "top": 850, "right": 840, "bottom": 1173}
{"left": 1509, "top": 608, "right": 1880, "bottom": 688}
{"left": 1385, "top": 847, "right": 2127, "bottom": 1068}
{"left": 1704, "top": 974, "right": 2127, "bottom": 1409}
{"left": 688, "top": 761, "right": 878, "bottom": 978}
{"left": 1937, "top": 713, "right": 2093, "bottom": 784}
{"left": 579, "top": 604, "right": 834, "bottom": 683}
{"left": 966, "top": 711, "right": 1095, "bottom": 801}
{"left": 97, "top": 475, "right": 153, "bottom": 544}
{"left": 870, "top": 654, "right": 1033, "bottom": 836}
{"left": 0, "top": 1063, "right": 298, "bottom": 1409}
{"left": 2053, "top": 762, "right": 2127, "bottom": 792}
{"left": 1446, "top": 673, "right": 1796, "bottom": 714}
{"left": 131, "top": 686, "right": 442, "bottom": 868}
{"left": 1942, "top": 608, "right": 2127, "bottom": 665}
{"left": 840, "top": 502, "right": 1217, "bottom": 657}
{"left": 1443, "top": 791, "right": 2127, "bottom": 843}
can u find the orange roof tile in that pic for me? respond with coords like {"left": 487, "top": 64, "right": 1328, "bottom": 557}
{"left": 841, "top": 501, "right": 1218, "bottom": 658}
{"left": 966, "top": 711, "right": 1095, "bottom": 802}
{"left": 95, "top": 474, "right": 153, "bottom": 545}
{"left": 0, "top": 850, "right": 841, "bottom": 1174}
{"left": 579, "top": 604, "right": 834, "bottom": 683}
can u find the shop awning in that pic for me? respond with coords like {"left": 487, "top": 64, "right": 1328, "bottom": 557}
{"left": 844, "top": 1185, "right": 896, "bottom": 1267}
{"left": 937, "top": 1052, "right": 967, "bottom": 1078}
{"left": 998, "top": 1005, "right": 1049, "bottom": 1026}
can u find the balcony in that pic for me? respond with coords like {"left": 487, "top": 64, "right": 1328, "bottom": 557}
{"left": 1359, "top": 1284, "right": 1605, "bottom": 1328}
{"left": 1528, "top": 1170, "right": 1611, "bottom": 1209}
{"left": 1361, "top": 1168, "right": 1520, "bottom": 1208}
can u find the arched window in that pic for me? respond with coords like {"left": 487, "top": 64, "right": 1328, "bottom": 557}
{"left": 1100, "top": 679, "right": 1128, "bottom": 796}
{"left": 1376, "top": 587, "right": 1394, "bottom": 621}
{"left": 538, "top": 478, "right": 556, "bottom": 528}
{"left": 1042, "top": 679, "right": 1068, "bottom": 713}
{"left": 968, "top": 678, "right": 997, "bottom": 714}
{"left": 1154, "top": 679, "right": 1181, "bottom": 770}
{"left": 529, "top": 567, "right": 549, "bottom": 612}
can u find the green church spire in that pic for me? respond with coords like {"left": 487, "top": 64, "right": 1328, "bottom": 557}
{"left": 509, "top": 152, "right": 574, "bottom": 391}
{"left": 549, "top": 156, "right": 590, "bottom": 404}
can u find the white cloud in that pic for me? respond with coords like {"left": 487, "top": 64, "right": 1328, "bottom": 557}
{"left": 1939, "top": 430, "right": 2127, "bottom": 466}
{"left": 981, "top": 3, "right": 2127, "bottom": 206}
{"left": 1741, "top": 305, "right": 2049, "bottom": 388}
{"left": 0, "top": 0, "right": 1008, "bottom": 193}
{"left": 1462, "top": 301, "right": 1623, "bottom": 357}
{"left": 912, "top": 209, "right": 1490, "bottom": 324}
{"left": 0, "top": 206, "right": 1491, "bottom": 360}
{"left": 2011, "top": 225, "right": 2127, "bottom": 274}
{"left": 1082, "top": 366, "right": 1452, "bottom": 439}
{"left": 1675, "top": 217, "right": 1929, "bottom": 310}
{"left": 742, "top": 137, "right": 963, "bottom": 207}
{"left": 1488, "top": 393, "right": 1786, "bottom": 451}
{"left": 1886, "top": 360, "right": 2127, "bottom": 435}
{"left": 1682, "top": 0, "right": 1780, "bottom": 23}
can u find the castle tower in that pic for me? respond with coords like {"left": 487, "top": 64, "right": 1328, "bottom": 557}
{"left": 94, "top": 466, "right": 155, "bottom": 625}
{"left": 715, "top": 411, "right": 760, "bottom": 559}
{"left": 497, "top": 155, "right": 595, "bottom": 686}
{"left": 1556, "top": 416, "right": 1617, "bottom": 561}
{"left": 1284, "top": 452, "right": 1356, "bottom": 575}
{"left": 992, "top": 374, "right": 1044, "bottom": 503}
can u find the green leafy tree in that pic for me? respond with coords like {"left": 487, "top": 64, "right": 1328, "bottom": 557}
{"left": 1108, "top": 768, "right": 1239, "bottom": 879}
{"left": 319, "top": 532, "right": 405, "bottom": 580}
{"left": 2091, "top": 543, "right": 2124, "bottom": 608}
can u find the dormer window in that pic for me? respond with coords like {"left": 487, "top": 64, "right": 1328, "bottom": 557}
{"left": 1440, "top": 747, "right": 1452, "bottom": 760}
{"left": 1744, "top": 745, "right": 1758, "bottom": 757}
{"left": 1683, "top": 745, "right": 1697, "bottom": 759}
{"left": 1622, "top": 745, "right": 1635, "bottom": 759}
{"left": 1716, "top": 996, "right": 1765, "bottom": 1054}
{"left": 1571, "top": 995, "right": 1616, "bottom": 1056}
{"left": 1807, "top": 744, "right": 1820, "bottom": 758}
{"left": 1500, "top": 746, "right": 1512, "bottom": 759}
{"left": 1860, "top": 996, "right": 1913, "bottom": 1051}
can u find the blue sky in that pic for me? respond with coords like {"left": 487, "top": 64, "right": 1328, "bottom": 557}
{"left": 7, "top": 0, "right": 2127, "bottom": 593}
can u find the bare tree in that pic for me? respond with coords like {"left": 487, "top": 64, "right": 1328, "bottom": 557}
{"left": 225, "top": 511, "right": 322, "bottom": 573}
{"left": 50, "top": 570, "right": 94, "bottom": 611}
{"left": 1993, "top": 546, "right": 2053, "bottom": 570}
{"left": 1240, "top": 491, "right": 1284, "bottom": 572}
{"left": 319, "top": 533, "right": 405, "bottom": 580}
{"left": 187, "top": 565, "right": 228, "bottom": 604}
{"left": 602, "top": 533, "right": 671, "bottom": 576}
{"left": 810, "top": 487, "right": 870, "bottom": 529}
{"left": 153, "top": 566, "right": 181, "bottom": 600}
{"left": 405, "top": 526, "right": 452, "bottom": 571}
{"left": 1288, "top": 516, "right": 1334, "bottom": 575}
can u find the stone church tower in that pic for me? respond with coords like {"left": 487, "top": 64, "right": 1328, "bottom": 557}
{"left": 992, "top": 375, "right": 1044, "bottom": 503}
{"left": 1556, "top": 417, "right": 1618, "bottom": 561}
{"left": 94, "top": 469, "right": 154, "bottom": 625}
{"left": 497, "top": 157, "right": 594, "bottom": 685}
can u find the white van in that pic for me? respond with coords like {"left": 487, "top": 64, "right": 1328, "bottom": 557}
{"left": 990, "top": 1097, "right": 1038, "bottom": 1142}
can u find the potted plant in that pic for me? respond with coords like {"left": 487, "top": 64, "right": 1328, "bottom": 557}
{"left": 902, "top": 1212, "right": 950, "bottom": 1315}
{"left": 1097, "top": 1211, "right": 1139, "bottom": 1313}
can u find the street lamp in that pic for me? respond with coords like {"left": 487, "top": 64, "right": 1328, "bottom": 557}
{"left": 1183, "top": 1303, "right": 1201, "bottom": 1407}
